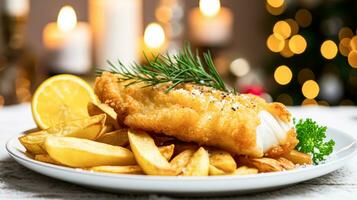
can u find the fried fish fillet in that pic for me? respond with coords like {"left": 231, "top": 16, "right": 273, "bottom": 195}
{"left": 94, "top": 72, "right": 298, "bottom": 157}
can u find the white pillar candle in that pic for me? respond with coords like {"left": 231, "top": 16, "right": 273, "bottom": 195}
{"left": 89, "top": 0, "right": 142, "bottom": 69}
{"left": 43, "top": 6, "right": 91, "bottom": 74}
{"left": 188, "top": 0, "right": 233, "bottom": 46}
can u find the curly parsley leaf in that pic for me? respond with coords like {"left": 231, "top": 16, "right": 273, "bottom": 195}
{"left": 294, "top": 118, "right": 335, "bottom": 164}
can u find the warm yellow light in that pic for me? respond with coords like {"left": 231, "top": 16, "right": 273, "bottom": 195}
{"left": 289, "top": 35, "right": 307, "bottom": 54}
{"left": 57, "top": 5, "right": 77, "bottom": 32}
{"left": 266, "top": 34, "right": 285, "bottom": 52}
{"left": 276, "top": 93, "right": 293, "bottom": 105}
{"left": 350, "top": 36, "right": 357, "bottom": 51}
{"left": 230, "top": 58, "right": 250, "bottom": 77}
{"left": 274, "top": 65, "right": 292, "bottom": 85}
{"left": 302, "top": 80, "right": 319, "bottom": 99}
{"left": 338, "top": 27, "right": 353, "bottom": 40}
{"left": 266, "top": 3, "right": 284, "bottom": 16}
{"left": 267, "top": 0, "right": 284, "bottom": 8}
{"left": 199, "top": 0, "right": 221, "bottom": 17}
{"left": 280, "top": 40, "right": 294, "bottom": 58}
{"left": 295, "top": 9, "right": 312, "bottom": 28}
{"left": 285, "top": 18, "right": 299, "bottom": 35}
{"left": 301, "top": 98, "right": 318, "bottom": 106}
{"left": 339, "top": 38, "right": 351, "bottom": 57}
{"left": 297, "top": 68, "right": 315, "bottom": 85}
{"left": 348, "top": 51, "right": 357, "bottom": 68}
{"left": 144, "top": 23, "right": 165, "bottom": 49}
{"left": 320, "top": 40, "right": 338, "bottom": 59}
{"left": 273, "top": 21, "right": 291, "bottom": 39}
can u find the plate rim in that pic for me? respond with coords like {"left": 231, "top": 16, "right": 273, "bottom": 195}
{"left": 6, "top": 127, "right": 357, "bottom": 182}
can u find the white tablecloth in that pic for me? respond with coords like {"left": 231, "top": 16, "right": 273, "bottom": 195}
{"left": 0, "top": 104, "right": 356, "bottom": 199}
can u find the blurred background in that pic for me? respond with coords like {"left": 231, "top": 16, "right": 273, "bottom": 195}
{"left": 0, "top": 0, "right": 356, "bottom": 107}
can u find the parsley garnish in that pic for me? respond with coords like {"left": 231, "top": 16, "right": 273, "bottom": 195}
{"left": 295, "top": 118, "right": 335, "bottom": 164}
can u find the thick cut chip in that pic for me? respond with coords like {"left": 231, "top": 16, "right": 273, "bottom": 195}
{"left": 34, "top": 154, "right": 60, "bottom": 165}
{"left": 128, "top": 129, "right": 176, "bottom": 176}
{"left": 170, "top": 149, "right": 195, "bottom": 175}
{"left": 87, "top": 102, "right": 120, "bottom": 129}
{"left": 183, "top": 147, "right": 209, "bottom": 176}
{"left": 96, "top": 129, "right": 129, "bottom": 146}
{"left": 45, "top": 136, "right": 136, "bottom": 167}
{"left": 19, "top": 114, "right": 107, "bottom": 154}
{"left": 209, "top": 165, "right": 226, "bottom": 176}
{"left": 159, "top": 144, "right": 175, "bottom": 161}
{"left": 232, "top": 166, "right": 259, "bottom": 175}
{"left": 277, "top": 157, "right": 295, "bottom": 170}
{"left": 241, "top": 157, "right": 284, "bottom": 172}
{"left": 90, "top": 165, "right": 143, "bottom": 174}
{"left": 282, "top": 150, "right": 312, "bottom": 165}
{"left": 209, "top": 150, "right": 236, "bottom": 173}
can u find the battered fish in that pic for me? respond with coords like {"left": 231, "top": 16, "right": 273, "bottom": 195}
{"left": 94, "top": 72, "right": 298, "bottom": 157}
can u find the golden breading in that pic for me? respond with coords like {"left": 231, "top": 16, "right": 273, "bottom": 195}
{"left": 94, "top": 72, "right": 298, "bottom": 157}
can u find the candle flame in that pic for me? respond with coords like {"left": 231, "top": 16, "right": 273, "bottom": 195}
{"left": 199, "top": 0, "right": 221, "bottom": 17}
{"left": 144, "top": 23, "right": 165, "bottom": 49}
{"left": 57, "top": 5, "right": 77, "bottom": 32}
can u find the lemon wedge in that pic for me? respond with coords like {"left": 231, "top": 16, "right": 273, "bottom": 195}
{"left": 32, "top": 74, "right": 97, "bottom": 129}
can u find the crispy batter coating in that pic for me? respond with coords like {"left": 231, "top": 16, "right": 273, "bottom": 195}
{"left": 94, "top": 72, "right": 298, "bottom": 157}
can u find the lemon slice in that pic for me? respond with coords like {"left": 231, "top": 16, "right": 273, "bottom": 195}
{"left": 32, "top": 74, "right": 97, "bottom": 129}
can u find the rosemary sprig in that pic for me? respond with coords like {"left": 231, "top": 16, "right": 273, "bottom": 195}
{"left": 96, "top": 45, "right": 230, "bottom": 93}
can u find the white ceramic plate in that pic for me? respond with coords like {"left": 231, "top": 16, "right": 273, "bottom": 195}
{"left": 6, "top": 128, "right": 357, "bottom": 196}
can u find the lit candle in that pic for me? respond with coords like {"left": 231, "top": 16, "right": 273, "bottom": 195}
{"left": 142, "top": 22, "right": 166, "bottom": 57}
{"left": 43, "top": 6, "right": 91, "bottom": 74}
{"left": 188, "top": 0, "right": 233, "bottom": 46}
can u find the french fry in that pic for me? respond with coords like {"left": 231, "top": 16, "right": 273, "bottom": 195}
{"left": 128, "top": 129, "right": 176, "bottom": 176}
{"left": 19, "top": 115, "right": 107, "bottom": 154}
{"left": 45, "top": 136, "right": 136, "bottom": 167}
{"left": 282, "top": 150, "right": 312, "bottom": 165}
{"left": 96, "top": 129, "right": 129, "bottom": 146}
{"left": 232, "top": 166, "right": 258, "bottom": 175}
{"left": 87, "top": 102, "right": 119, "bottom": 129}
{"left": 19, "top": 131, "right": 48, "bottom": 154}
{"left": 209, "top": 150, "right": 236, "bottom": 173}
{"left": 277, "top": 157, "right": 295, "bottom": 170}
{"left": 209, "top": 165, "right": 226, "bottom": 176}
{"left": 34, "top": 154, "right": 60, "bottom": 165}
{"left": 90, "top": 165, "right": 143, "bottom": 175}
{"left": 159, "top": 144, "right": 175, "bottom": 161}
{"left": 170, "top": 149, "right": 195, "bottom": 175}
{"left": 183, "top": 147, "right": 209, "bottom": 176}
{"left": 247, "top": 157, "right": 283, "bottom": 172}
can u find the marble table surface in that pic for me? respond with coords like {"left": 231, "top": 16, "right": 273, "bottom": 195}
{"left": 1, "top": 104, "right": 356, "bottom": 200}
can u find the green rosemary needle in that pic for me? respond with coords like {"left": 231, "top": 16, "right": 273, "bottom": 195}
{"left": 96, "top": 45, "right": 230, "bottom": 93}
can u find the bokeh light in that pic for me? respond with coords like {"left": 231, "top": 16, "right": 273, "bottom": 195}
{"left": 320, "top": 40, "right": 338, "bottom": 59}
{"left": 298, "top": 68, "right": 315, "bottom": 85}
{"left": 274, "top": 65, "right": 292, "bottom": 85}
{"left": 280, "top": 40, "right": 294, "bottom": 57}
{"left": 338, "top": 27, "right": 353, "bottom": 40}
{"left": 276, "top": 93, "right": 293, "bottom": 105}
{"left": 266, "top": 0, "right": 284, "bottom": 8}
{"left": 348, "top": 51, "right": 357, "bottom": 68}
{"left": 230, "top": 58, "right": 250, "bottom": 77}
{"left": 302, "top": 80, "right": 319, "bottom": 99}
{"left": 285, "top": 18, "right": 299, "bottom": 35}
{"left": 273, "top": 21, "right": 291, "bottom": 39}
{"left": 267, "top": 33, "right": 285, "bottom": 52}
{"left": 155, "top": 6, "right": 172, "bottom": 23}
{"left": 301, "top": 98, "right": 318, "bottom": 106}
{"left": 318, "top": 100, "right": 329, "bottom": 106}
{"left": 0, "top": 95, "right": 4, "bottom": 109}
{"left": 350, "top": 36, "right": 357, "bottom": 50}
{"left": 289, "top": 34, "right": 307, "bottom": 54}
{"left": 265, "top": 2, "right": 284, "bottom": 16}
{"left": 295, "top": 9, "right": 312, "bottom": 28}
{"left": 339, "top": 38, "right": 351, "bottom": 57}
